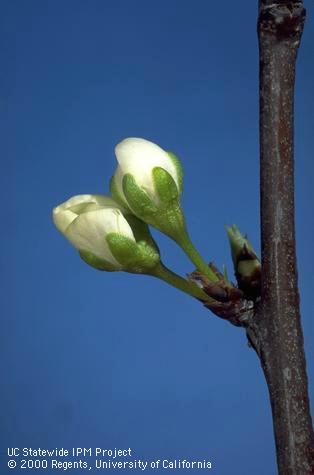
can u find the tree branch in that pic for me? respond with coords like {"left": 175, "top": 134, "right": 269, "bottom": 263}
{"left": 253, "top": 1, "right": 314, "bottom": 473}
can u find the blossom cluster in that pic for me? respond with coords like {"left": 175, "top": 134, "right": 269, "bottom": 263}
{"left": 53, "top": 138, "right": 260, "bottom": 304}
{"left": 53, "top": 138, "right": 185, "bottom": 274}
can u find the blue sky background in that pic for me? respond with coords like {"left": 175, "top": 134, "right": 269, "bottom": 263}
{"left": 2, "top": 1, "right": 313, "bottom": 474}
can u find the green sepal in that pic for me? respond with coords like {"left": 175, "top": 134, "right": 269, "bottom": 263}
{"left": 79, "top": 250, "right": 119, "bottom": 272}
{"left": 122, "top": 170, "right": 185, "bottom": 244}
{"left": 152, "top": 167, "right": 179, "bottom": 204}
{"left": 106, "top": 234, "right": 138, "bottom": 264}
{"left": 124, "top": 214, "right": 159, "bottom": 253}
{"left": 136, "top": 240, "right": 160, "bottom": 269}
{"left": 166, "top": 151, "right": 183, "bottom": 194}
{"left": 106, "top": 233, "right": 159, "bottom": 273}
{"left": 122, "top": 174, "right": 158, "bottom": 216}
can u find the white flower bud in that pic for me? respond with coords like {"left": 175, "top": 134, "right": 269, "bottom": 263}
{"left": 53, "top": 194, "right": 135, "bottom": 268}
{"left": 112, "top": 137, "right": 182, "bottom": 207}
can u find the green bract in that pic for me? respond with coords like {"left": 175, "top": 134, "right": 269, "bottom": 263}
{"left": 52, "top": 194, "right": 160, "bottom": 273}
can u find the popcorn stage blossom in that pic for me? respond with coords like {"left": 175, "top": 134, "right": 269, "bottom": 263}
{"left": 53, "top": 194, "right": 160, "bottom": 272}
{"left": 112, "top": 137, "right": 182, "bottom": 207}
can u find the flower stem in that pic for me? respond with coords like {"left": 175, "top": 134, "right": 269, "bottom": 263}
{"left": 151, "top": 263, "right": 213, "bottom": 302}
{"left": 174, "top": 228, "right": 219, "bottom": 282}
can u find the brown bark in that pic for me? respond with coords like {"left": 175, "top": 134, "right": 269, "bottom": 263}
{"left": 253, "top": 1, "right": 314, "bottom": 473}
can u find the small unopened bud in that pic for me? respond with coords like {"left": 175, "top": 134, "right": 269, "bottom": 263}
{"left": 226, "top": 224, "right": 261, "bottom": 299}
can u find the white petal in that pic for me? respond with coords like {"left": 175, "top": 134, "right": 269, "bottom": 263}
{"left": 57, "top": 194, "right": 98, "bottom": 210}
{"left": 53, "top": 208, "right": 77, "bottom": 234}
{"left": 112, "top": 166, "right": 129, "bottom": 207}
{"left": 53, "top": 194, "right": 128, "bottom": 234}
{"left": 65, "top": 208, "right": 135, "bottom": 264}
{"left": 85, "top": 194, "right": 127, "bottom": 210}
{"left": 114, "top": 138, "right": 179, "bottom": 202}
